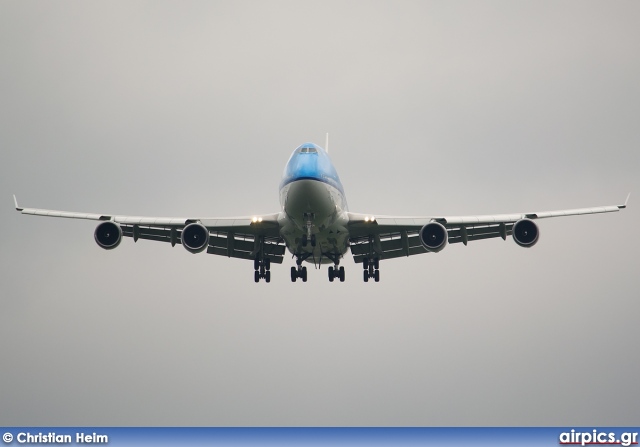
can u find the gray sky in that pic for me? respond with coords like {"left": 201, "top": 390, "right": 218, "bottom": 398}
{"left": 1, "top": 0, "right": 639, "bottom": 426}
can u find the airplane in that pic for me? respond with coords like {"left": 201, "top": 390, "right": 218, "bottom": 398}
{"left": 14, "top": 141, "right": 629, "bottom": 283}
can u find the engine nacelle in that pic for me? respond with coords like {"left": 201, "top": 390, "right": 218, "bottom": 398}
{"left": 419, "top": 222, "right": 448, "bottom": 253}
{"left": 94, "top": 221, "right": 122, "bottom": 250}
{"left": 512, "top": 218, "right": 539, "bottom": 248}
{"left": 181, "top": 223, "right": 209, "bottom": 254}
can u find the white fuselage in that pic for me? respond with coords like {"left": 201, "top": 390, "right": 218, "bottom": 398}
{"left": 277, "top": 143, "right": 350, "bottom": 264}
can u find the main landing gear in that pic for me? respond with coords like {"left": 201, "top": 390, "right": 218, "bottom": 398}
{"left": 328, "top": 265, "right": 345, "bottom": 282}
{"left": 363, "top": 257, "right": 380, "bottom": 282}
{"left": 323, "top": 252, "right": 344, "bottom": 283}
{"left": 254, "top": 257, "right": 271, "bottom": 283}
{"left": 291, "top": 265, "right": 307, "bottom": 282}
{"left": 291, "top": 254, "right": 309, "bottom": 282}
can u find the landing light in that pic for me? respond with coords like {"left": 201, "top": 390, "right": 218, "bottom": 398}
{"left": 252, "top": 216, "right": 263, "bottom": 223}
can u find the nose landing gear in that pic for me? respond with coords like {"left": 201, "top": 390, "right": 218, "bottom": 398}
{"left": 301, "top": 213, "right": 316, "bottom": 247}
{"left": 301, "top": 234, "right": 316, "bottom": 247}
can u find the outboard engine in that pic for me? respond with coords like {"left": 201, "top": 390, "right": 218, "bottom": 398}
{"left": 94, "top": 221, "right": 122, "bottom": 250}
{"left": 419, "top": 222, "right": 448, "bottom": 253}
{"left": 512, "top": 218, "right": 539, "bottom": 248}
{"left": 181, "top": 223, "right": 210, "bottom": 254}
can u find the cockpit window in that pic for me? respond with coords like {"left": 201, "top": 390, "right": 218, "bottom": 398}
{"left": 300, "top": 147, "right": 317, "bottom": 154}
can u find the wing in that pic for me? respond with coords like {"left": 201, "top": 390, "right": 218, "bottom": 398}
{"left": 347, "top": 195, "right": 629, "bottom": 263}
{"left": 13, "top": 196, "right": 286, "bottom": 263}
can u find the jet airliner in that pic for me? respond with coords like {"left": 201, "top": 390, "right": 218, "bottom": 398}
{"left": 14, "top": 141, "right": 629, "bottom": 283}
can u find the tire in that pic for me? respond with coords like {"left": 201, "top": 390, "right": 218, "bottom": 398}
{"left": 363, "top": 270, "right": 369, "bottom": 282}
{"left": 374, "top": 270, "right": 380, "bottom": 282}
{"left": 254, "top": 271, "right": 260, "bottom": 283}
{"left": 328, "top": 266, "right": 334, "bottom": 282}
{"left": 302, "top": 266, "right": 307, "bottom": 282}
{"left": 265, "top": 271, "right": 271, "bottom": 283}
{"left": 339, "top": 266, "right": 345, "bottom": 282}
{"left": 302, "top": 234, "right": 308, "bottom": 246}
{"left": 311, "top": 234, "right": 316, "bottom": 247}
{"left": 363, "top": 258, "right": 369, "bottom": 270}
{"left": 264, "top": 258, "right": 271, "bottom": 270}
{"left": 291, "top": 266, "right": 297, "bottom": 282}
{"left": 254, "top": 258, "right": 260, "bottom": 270}
{"left": 373, "top": 257, "right": 379, "bottom": 270}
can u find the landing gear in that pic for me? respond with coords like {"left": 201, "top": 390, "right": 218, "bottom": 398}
{"left": 328, "top": 265, "right": 345, "bottom": 282}
{"left": 363, "top": 257, "right": 380, "bottom": 282}
{"left": 291, "top": 251, "right": 312, "bottom": 282}
{"left": 291, "top": 265, "right": 307, "bottom": 282}
{"left": 254, "top": 256, "right": 271, "bottom": 283}
{"left": 301, "top": 213, "right": 316, "bottom": 247}
{"left": 301, "top": 233, "right": 316, "bottom": 247}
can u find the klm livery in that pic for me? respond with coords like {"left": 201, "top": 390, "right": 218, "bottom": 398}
{"left": 14, "top": 141, "right": 628, "bottom": 283}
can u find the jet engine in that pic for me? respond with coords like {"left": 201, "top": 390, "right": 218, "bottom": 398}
{"left": 94, "top": 221, "right": 122, "bottom": 250}
{"left": 512, "top": 218, "right": 539, "bottom": 248}
{"left": 181, "top": 223, "right": 210, "bottom": 254}
{"left": 419, "top": 222, "right": 448, "bottom": 253}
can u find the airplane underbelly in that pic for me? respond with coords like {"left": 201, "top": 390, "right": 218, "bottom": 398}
{"left": 279, "top": 179, "right": 350, "bottom": 263}
{"left": 283, "top": 179, "right": 334, "bottom": 223}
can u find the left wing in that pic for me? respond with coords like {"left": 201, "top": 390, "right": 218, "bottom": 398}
{"left": 13, "top": 196, "right": 286, "bottom": 263}
{"left": 347, "top": 195, "right": 629, "bottom": 263}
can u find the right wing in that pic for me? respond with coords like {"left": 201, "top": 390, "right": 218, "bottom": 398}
{"left": 14, "top": 196, "right": 286, "bottom": 263}
{"left": 347, "top": 195, "right": 629, "bottom": 263}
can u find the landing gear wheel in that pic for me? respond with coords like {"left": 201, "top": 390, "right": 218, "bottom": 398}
{"left": 363, "top": 270, "right": 369, "bottom": 282}
{"left": 311, "top": 234, "right": 316, "bottom": 247}
{"left": 264, "top": 258, "right": 271, "bottom": 270}
{"left": 265, "top": 271, "right": 271, "bottom": 283}
{"left": 302, "top": 266, "right": 308, "bottom": 282}
{"left": 291, "top": 266, "right": 297, "bottom": 282}
{"left": 328, "top": 266, "right": 334, "bottom": 282}
{"left": 301, "top": 234, "right": 308, "bottom": 246}
{"left": 339, "top": 266, "right": 345, "bottom": 282}
{"left": 254, "top": 258, "right": 260, "bottom": 271}
{"left": 374, "top": 270, "right": 380, "bottom": 282}
{"left": 373, "top": 258, "right": 379, "bottom": 270}
{"left": 254, "top": 271, "right": 260, "bottom": 283}
{"left": 363, "top": 258, "right": 369, "bottom": 270}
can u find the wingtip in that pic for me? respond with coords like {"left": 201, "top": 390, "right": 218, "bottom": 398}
{"left": 619, "top": 192, "right": 630, "bottom": 209}
{"left": 13, "top": 194, "right": 24, "bottom": 212}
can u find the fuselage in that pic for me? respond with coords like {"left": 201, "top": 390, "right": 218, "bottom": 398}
{"left": 278, "top": 143, "right": 350, "bottom": 264}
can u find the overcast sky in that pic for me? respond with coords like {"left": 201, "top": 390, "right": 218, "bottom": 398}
{"left": 1, "top": 1, "right": 639, "bottom": 426}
